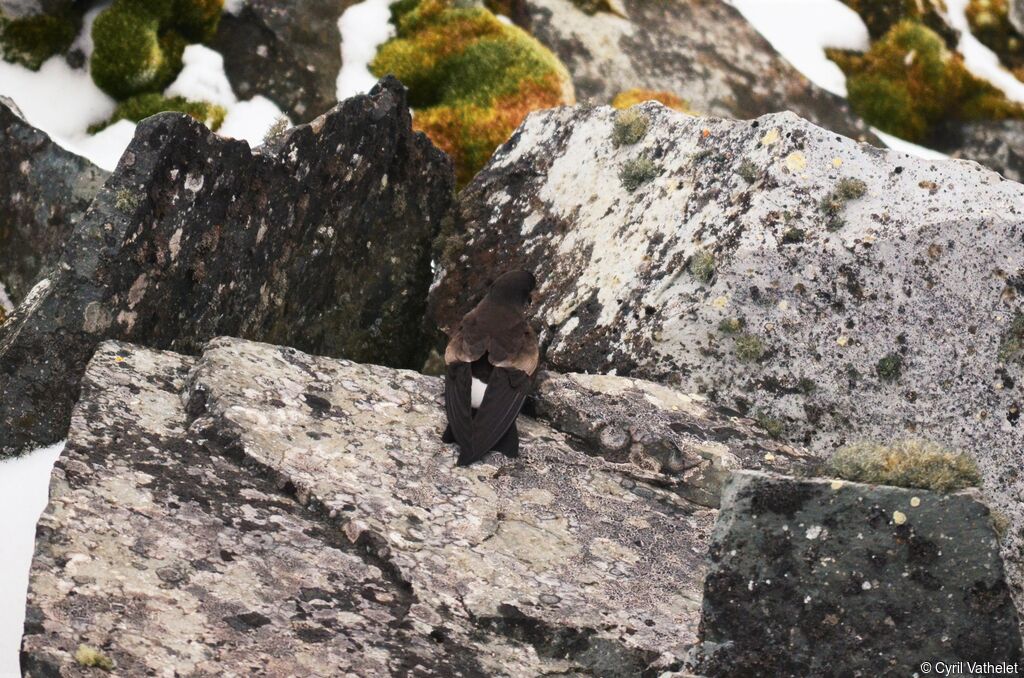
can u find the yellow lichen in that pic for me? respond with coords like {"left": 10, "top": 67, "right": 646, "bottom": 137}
{"left": 75, "top": 644, "right": 114, "bottom": 671}
{"left": 826, "top": 438, "right": 982, "bottom": 492}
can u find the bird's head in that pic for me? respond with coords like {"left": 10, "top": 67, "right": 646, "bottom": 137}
{"left": 488, "top": 270, "right": 536, "bottom": 308}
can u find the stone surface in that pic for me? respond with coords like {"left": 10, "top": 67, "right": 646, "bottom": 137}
{"left": 430, "top": 102, "right": 1024, "bottom": 606}
{"left": 20, "top": 336, "right": 802, "bottom": 675}
{"left": 212, "top": 0, "right": 354, "bottom": 123}
{"left": 506, "top": 0, "right": 876, "bottom": 142}
{"left": 0, "top": 96, "right": 108, "bottom": 305}
{"left": 0, "top": 76, "right": 453, "bottom": 457}
{"left": 533, "top": 371, "right": 819, "bottom": 508}
{"left": 942, "top": 119, "right": 1024, "bottom": 184}
{"left": 1013, "top": 0, "right": 1024, "bottom": 36}
{"left": 688, "top": 471, "right": 1023, "bottom": 676}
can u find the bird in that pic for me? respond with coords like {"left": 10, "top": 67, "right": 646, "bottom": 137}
{"left": 442, "top": 270, "right": 539, "bottom": 466}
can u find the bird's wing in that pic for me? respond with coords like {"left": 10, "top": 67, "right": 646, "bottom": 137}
{"left": 444, "top": 361, "right": 474, "bottom": 456}
{"left": 460, "top": 366, "right": 532, "bottom": 466}
{"left": 489, "top": 321, "right": 539, "bottom": 375}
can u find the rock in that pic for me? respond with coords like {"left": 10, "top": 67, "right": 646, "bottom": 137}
{"left": 430, "top": 103, "right": 1024, "bottom": 605}
{"left": 21, "top": 336, "right": 792, "bottom": 674}
{"left": 504, "top": 0, "right": 876, "bottom": 142}
{"left": 0, "top": 77, "right": 453, "bottom": 457}
{"left": 212, "top": 0, "right": 352, "bottom": 122}
{"left": 0, "top": 96, "right": 108, "bottom": 306}
{"left": 688, "top": 471, "right": 1023, "bottom": 676}
{"left": 533, "top": 371, "right": 820, "bottom": 507}
{"left": 941, "top": 119, "right": 1024, "bottom": 183}
{"left": 1012, "top": 0, "right": 1024, "bottom": 35}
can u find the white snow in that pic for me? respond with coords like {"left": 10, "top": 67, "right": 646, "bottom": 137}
{"left": 0, "top": 35, "right": 287, "bottom": 172}
{"left": 871, "top": 127, "right": 950, "bottom": 160}
{"left": 0, "top": 442, "right": 64, "bottom": 678}
{"left": 336, "top": 0, "right": 397, "bottom": 100}
{"left": 727, "top": 0, "right": 870, "bottom": 97}
{"left": 946, "top": 0, "right": 1024, "bottom": 102}
{"left": 224, "top": 0, "right": 247, "bottom": 15}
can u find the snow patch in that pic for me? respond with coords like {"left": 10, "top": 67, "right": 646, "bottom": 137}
{"left": 727, "top": 0, "right": 870, "bottom": 97}
{"left": 0, "top": 442, "right": 64, "bottom": 677}
{"left": 946, "top": 0, "right": 1024, "bottom": 102}
{"left": 220, "top": 96, "right": 285, "bottom": 147}
{"left": 165, "top": 45, "right": 237, "bottom": 108}
{"left": 336, "top": 0, "right": 397, "bottom": 100}
{"left": 872, "top": 128, "right": 950, "bottom": 160}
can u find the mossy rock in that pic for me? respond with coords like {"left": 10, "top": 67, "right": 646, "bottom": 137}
{"left": 967, "top": 0, "right": 1024, "bottom": 79}
{"left": 0, "top": 5, "right": 81, "bottom": 70}
{"left": 90, "top": 93, "right": 226, "bottom": 132}
{"left": 826, "top": 439, "right": 981, "bottom": 493}
{"left": 611, "top": 88, "right": 693, "bottom": 113}
{"left": 831, "top": 20, "right": 1024, "bottom": 142}
{"left": 841, "top": 0, "right": 957, "bottom": 45}
{"left": 90, "top": 0, "right": 222, "bottom": 100}
{"left": 371, "top": 0, "right": 573, "bottom": 186}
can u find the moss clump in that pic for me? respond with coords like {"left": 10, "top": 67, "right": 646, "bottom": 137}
{"left": 114, "top": 188, "right": 141, "bottom": 211}
{"left": 0, "top": 306, "right": 6, "bottom": 325}
{"left": 998, "top": 311, "right": 1024, "bottom": 365}
{"left": 689, "top": 249, "right": 715, "bottom": 283}
{"left": 966, "top": 0, "right": 1024, "bottom": 77}
{"left": 619, "top": 154, "right": 658, "bottom": 191}
{"left": 75, "top": 644, "right": 114, "bottom": 671}
{"left": 840, "top": 0, "right": 957, "bottom": 44}
{"left": 718, "top": 317, "right": 745, "bottom": 334}
{"left": 830, "top": 20, "right": 1024, "bottom": 142}
{"left": 819, "top": 177, "right": 867, "bottom": 230}
{"left": 735, "top": 333, "right": 766, "bottom": 363}
{"left": 262, "top": 115, "right": 290, "bottom": 145}
{"left": 753, "top": 410, "right": 784, "bottom": 439}
{"left": 737, "top": 160, "right": 759, "bottom": 183}
{"left": 611, "top": 107, "right": 649, "bottom": 147}
{"left": 782, "top": 227, "right": 806, "bottom": 244}
{"left": 611, "top": 88, "right": 692, "bottom": 113}
{"left": 371, "top": 0, "right": 573, "bottom": 186}
{"left": 90, "top": 0, "right": 222, "bottom": 100}
{"left": 91, "top": 93, "right": 226, "bottom": 132}
{"left": 876, "top": 352, "right": 903, "bottom": 381}
{"left": 826, "top": 438, "right": 982, "bottom": 492}
{"left": 0, "top": 8, "right": 80, "bottom": 70}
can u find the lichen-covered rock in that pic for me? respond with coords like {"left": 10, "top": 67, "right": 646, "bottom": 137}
{"left": 429, "top": 103, "right": 1024, "bottom": 606}
{"left": 942, "top": 119, "right": 1024, "bottom": 182}
{"left": 0, "top": 77, "right": 453, "bottom": 457}
{"left": 370, "top": 0, "right": 574, "bottom": 186}
{"left": 21, "top": 336, "right": 781, "bottom": 674}
{"left": 532, "top": 371, "right": 820, "bottom": 507}
{"left": 0, "top": 97, "right": 108, "bottom": 306}
{"left": 687, "top": 471, "right": 1023, "bottom": 676}
{"left": 212, "top": 0, "right": 352, "bottom": 122}
{"left": 0, "top": 0, "right": 80, "bottom": 69}
{"left": 501, "top": 0, "right": 875, "bottom": 142}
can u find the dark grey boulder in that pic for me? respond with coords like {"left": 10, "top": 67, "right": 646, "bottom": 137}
{"left": 212, "top": 0, "right": 353, "bottom": 122}
{"left": 0, "top": 76, "right": 453, "bottom": 457}
{"left": 0, "top": 96, "right": 107, "bottom": 307}
{"left": 688, "top": 470, "right": 1023, "bottom": 677}
{"left": 504, "top": 0, "right": 876, "bottom": 142}
{"left": 941, "top": 119, "right": 1024, "bottom": 183}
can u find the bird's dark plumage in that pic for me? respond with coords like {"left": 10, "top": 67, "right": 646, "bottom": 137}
{"left": 443, "top": 270, "right": 539, "bottom": 466}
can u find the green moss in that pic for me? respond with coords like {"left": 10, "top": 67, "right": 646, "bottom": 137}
{"left": 782, "top": 227, "right": 806, "bottom": 244}
{"left": 832, "top": 20, "right": 1024, "bottom": 142}
{"left": 819, "top": 177, "right": 868, "bottom": 230}
{"left": 90, "top": 93, "right": 226, "bottom": 132}
{"left": 718, "top": 317, "right": 745, "bottom": 334}
{"left": 371, "top": 0, "right": 572, "bottom": 186}
{"left": 115, "top": 188, "right": 141, "bottom": 211}
{"left": 619, "top": 154, "right": 658, "bottom": 191}
{"left": 0, "top": 8, "right": 79, "bottom": 70}
{"left": 825, "top": 438, "right": 982, "bottom": 492}
{"left": 90, "top": 0, "right": 222, "bottom": 100}
{"left": 75, "top": 644, "right": 114, "bottom": 671}
{"left": 688, "top": 249, "right": 715, "bottom": 283}
{"left": 998, "top": 311, "right": 1024, "bottom": 365}
{"left": 735, "top": 333, "right": 766, "bottom": 363}
{"left": 611, "top": 108, "right": 649, "bottom": 147}
{"left": 753, "top": 410, "right": 784, "bottom": 439}
{"left": 876, "top": 353, "right": 903, "bottom": 381}
{"left": 737, "top": 160, "right": 759, "bottom": 183}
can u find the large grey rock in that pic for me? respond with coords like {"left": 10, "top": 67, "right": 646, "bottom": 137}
{"left": 0, "top": 96, "right": 107, "bottom": 307}
{"left": 1012, "top": 0, "right": 1024, "bottom": 36}
{"left": 688, "top": 471, "right": 1022, "bottom": 676}
{"left": 505, "top": 0, "right": 876, "bottom": 142}
{"left": 0, "top": 77, "right": 453, "bottom": 457}
{"left": 533, "top": 371, "right": 819, "bottom": 508}
{"left": 212, "top": 0, "right": 354, "bottom": 122}
{"left": 21, "top": 336, "right": 800, "bottom": 675}
{"left": 430, "top": 103, "right": 1024, "bottom": 605}
{"left": 942, "top": 119, "right": 1024, "bottom": 184}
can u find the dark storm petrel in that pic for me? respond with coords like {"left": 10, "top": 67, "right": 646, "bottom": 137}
{"left": 442, "top": 270, "right": 539, "bottom": 466}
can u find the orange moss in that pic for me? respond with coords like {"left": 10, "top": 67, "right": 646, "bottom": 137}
{"left": 611, "top": 88, "right": 692, "bottom": 113}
